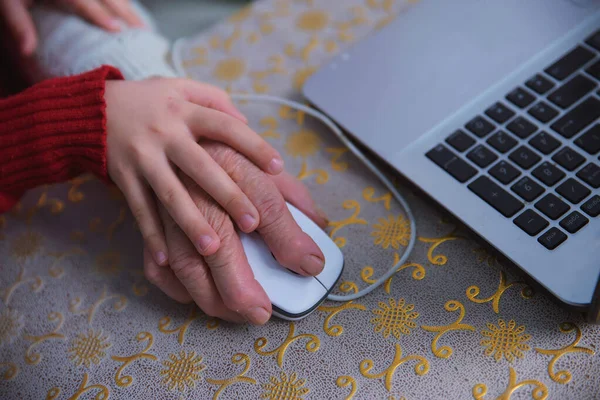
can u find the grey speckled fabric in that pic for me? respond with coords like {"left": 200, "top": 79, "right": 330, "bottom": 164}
{"left": 1, "top": 1, "right": 599, "bottom": 399}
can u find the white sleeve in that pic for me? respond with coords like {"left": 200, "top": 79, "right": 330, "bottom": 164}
{"left": 25, "top": 1, "right": 178, "bottom": 82}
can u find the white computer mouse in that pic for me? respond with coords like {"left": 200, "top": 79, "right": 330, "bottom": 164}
{"left": 239, "top": 202, "right": 344, "bottom": 321}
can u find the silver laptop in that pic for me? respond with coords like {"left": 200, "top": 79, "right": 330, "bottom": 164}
{"left": 303, "top": 0, "right": 600, "bottom": 312}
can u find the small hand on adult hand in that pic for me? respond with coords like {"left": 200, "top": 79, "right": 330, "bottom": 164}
{"left": 143, "top": 141, "right": 328, "bottom": 325}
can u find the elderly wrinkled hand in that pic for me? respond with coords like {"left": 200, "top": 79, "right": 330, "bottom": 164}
{"left": 143, "top": 140, "right": 329, "bottom": 325}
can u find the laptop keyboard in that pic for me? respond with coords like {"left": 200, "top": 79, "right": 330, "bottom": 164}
{"left": 426, "top": 29, "right": 600, "bottom": 251}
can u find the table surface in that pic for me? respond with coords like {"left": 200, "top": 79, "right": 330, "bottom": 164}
{"left": 2, "top": 0, "right": 600, "bottom": 399}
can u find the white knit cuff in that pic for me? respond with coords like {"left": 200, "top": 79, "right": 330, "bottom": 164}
{"left": 28, "top": 2, "right": 177, "bottom": 82}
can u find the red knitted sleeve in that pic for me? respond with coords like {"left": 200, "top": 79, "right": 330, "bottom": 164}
{"left": 0, "top": 65, "right": 124, "bottom": 213}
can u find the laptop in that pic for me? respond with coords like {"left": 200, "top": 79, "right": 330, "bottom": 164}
{"left": 303, "top": 0, "right": 600, "bottom": 316}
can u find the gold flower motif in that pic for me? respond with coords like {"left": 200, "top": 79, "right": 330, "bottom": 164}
{"left": 161, "top": 350, "right": 205, "bottom": 392}
{"left": 10, "top": 232, "right": 43, "bottom": 261}
{"left": 371, "top": 298, "right": 419, "bottom": 339}
{"left": 285, "top": 129, "right": 321, "bottom": 158}
{"left": 371, "top": 215, "right": 411, "bottom": 250}
{"left": 95, "top": 251, "right": 122, "bottom": 276}
{"left": 0, "top": 308, "right": 24, "bottom": 346}
{"left": 68, "top": 330, "right": 111, "bottom": 368}
{"left": 481, "top": 319, "right": 531, "bottom": 362}
{"left": 213, "top": 58, "right": 247, "bottom": 82}
{"left": 296, "top": 10, "right": 329, "bottom": 32}
{"left": 261, "top": 371, "right": 309, "bottom": 399}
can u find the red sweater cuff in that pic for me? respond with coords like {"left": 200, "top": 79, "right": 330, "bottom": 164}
{"left": 0, "top": 65, "right": 123, "bottom": 212}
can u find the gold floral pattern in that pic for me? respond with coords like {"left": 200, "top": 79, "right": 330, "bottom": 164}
{"left": 371, "top": 215, "right": 411, "bottom": 249}
{"left": 0, "top": 308, "right": 23, "bottom": 346}
{"left": 261, "top": 371, "right": 309, "bottom": 399}
{"left": 285, "top": 129, "right": 322, "bottom": 158}
{"left": 481, "top": 320, "right": 531, "bottom": 362}
{"left": 10, "top": 231, "right": 43, "bottom": 261}
{"left": 68, "top": 329, "right": 111, "bottom": 368}
{"left": 371, "top": 298, "right": 419, "bottom": 339}
{"left": 161, "top": 351, "right": 205, "bottom": 392}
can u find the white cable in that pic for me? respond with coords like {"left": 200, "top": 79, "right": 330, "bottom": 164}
{"left": 228, "top": 94, "right": 417, "bottom": 301}
{"left": 171, "top": 39, "right": 416, "bottom": 301}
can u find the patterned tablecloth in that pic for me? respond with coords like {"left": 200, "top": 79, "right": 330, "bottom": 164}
{"left": 2, "top": 0, "right": 600, "bottom": 399}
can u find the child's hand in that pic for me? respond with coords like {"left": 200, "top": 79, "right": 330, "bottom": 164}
{"left": 104, "top": 78, "right": 285, "bottom": 267}
{"left": 0, "top": 0, "right": 144, "bottom": 55}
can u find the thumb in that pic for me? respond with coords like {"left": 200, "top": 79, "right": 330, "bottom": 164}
{"left": 0, "top": 0, "right": 37, "bottom": 55}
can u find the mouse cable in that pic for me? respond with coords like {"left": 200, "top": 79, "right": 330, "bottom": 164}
{"left": 171, "top": 42, "right": 416, "bottom": 302}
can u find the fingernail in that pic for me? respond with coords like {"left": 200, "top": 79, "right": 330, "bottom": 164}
{"left": 300, "top": 254, "right": 325, "bottom": 275}
{"left": 198, "top": 235, "right": 214, "bottom": 252}
{"left": 156, "top": 251, "right": 167, "bottom": 265}
{"left": 239, "top": 214, "right": 257, "bottom": 231}
{"left": 245, "top": 307, "right": 270, "bottom": 325}
{"left": 317, "top": 208, "right": 329, "bottom": 225}
{"left": 268, "top": 158, "right": 284, "bottom": 174}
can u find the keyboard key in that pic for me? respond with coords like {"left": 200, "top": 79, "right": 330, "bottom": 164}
{"left": 468, "top": 176, "right": 524, "bottom": 217}
{"left": 529, "top": 132, "right": 561, "bottom": 155}
{"left": 485, "top": 102, "right": 515, "bottom": 123}
{"left": 467, "top": 145, "right": 498, "bottom": 168}
{"left": 586, "top": 59, "right": 600, "bottom": 81}
{"left": 532, "top": 162, "right": 566, "bottom": 186}
{"left": 514, "top": 209, "right": 549, "bottom": 236}
{"left": 528, "top": 101, "right": 559, "bottom": 123}
{"left": 446, "top": 130, "right": 475, "bottom": 152}
{"left": 426, "top": 144, "right": 477, "bottom": 183}
{"left": 512, "top": 176, "right": 545, "bottom": 202}
{"left": 548, "top": 75, "right": 596, "bottom": 109}
{"left": 535, "top": 193, "right": 570, "bottom": 220}
{"left": 575, "top": 124, "right": 600, "bottom": 155}
{"left": 552, "top": 147, "right": 585, "bottom": 171}
{"left": 585, "top": 29, "right": 600, "bottom": 52}
{"left": 538, "top": 227, "right": 567, "bottom": 250}
{"left": 559, "top": 211, "right": 589, "bottom": 234}
{"left": 507, "top": 116, "right": 537, "bottom": 139}
{"left": 509, "top": 146, "right": 541, "bottom": 169}
{"left": 576, "top": 163, "right": 600, "bottom": 188}
{"left": 526, "top": 74, "right": 555, "bottom": 94}
{"left": 551, "top": 97, "right": 600, "bottom": 138}
{"left": 556, "top": 178, "right": 591, "bottom": 204}
{"left": 545, "top": 46, "right": 595, "bottom": 80}
{"left": 581, "top": 195, "right": 600, "bottom": 217}
{"left": 487, "top": 131, "right": 517, "bottom": 153}
{"left": 506, "top": 87, "right": 535, "bottom": 108}
{"left": 489, "top": 160, "right": 521, "bottom": 184}
{"left": 465, "top": 116, "right": 495, "bottom": 138}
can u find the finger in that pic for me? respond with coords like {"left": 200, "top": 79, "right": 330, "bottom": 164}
{"left": 1, "top": 0, "right": 37, "bottom": 55}
{"left": 204, "top": 142, "right": 325, "bottom": 276}
{"left": 178, "top": 80, "right": 247, "bottom": 123}
{"left": 158, "top": 204, "right": 247, "bottom": 323}
{"left": 70, "top": 0, "right": 121, "bottom": 31}
{"left": 184, "top": 105, "right": 284, "bottom": 175}
{"left": 270, "top": 171, "right": 328, "bottom": 229}
{"left": 102, "top": 0, "right": 144, "bottom": 27}
{"left": 167, "top": 139, "right": 260, "bottom": 233}
{"left": 143, "top": 247, "right": 192, "bottom": 304}
{"left": 180, "top": 178, "right": 272, "bottom": 325}
{"left": 143, "top": 158, "right": 220, "bottom": 256}
{"left": 116, "top": 170, "right": 169, "bottom": 266}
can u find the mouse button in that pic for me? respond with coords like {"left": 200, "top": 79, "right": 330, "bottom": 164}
{"left": 315, "top": 246, "right": 344, "bottom": 290}
{"left": 269, "top": 278, "right": 327, "bottom": 316}
{"left": 239, "top": 232, "right": 326, "bottom": 314}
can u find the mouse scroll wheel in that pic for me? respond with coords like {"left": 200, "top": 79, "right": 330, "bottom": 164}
{"left": 271, "top": 252, "right": 301, "bottom": 276}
